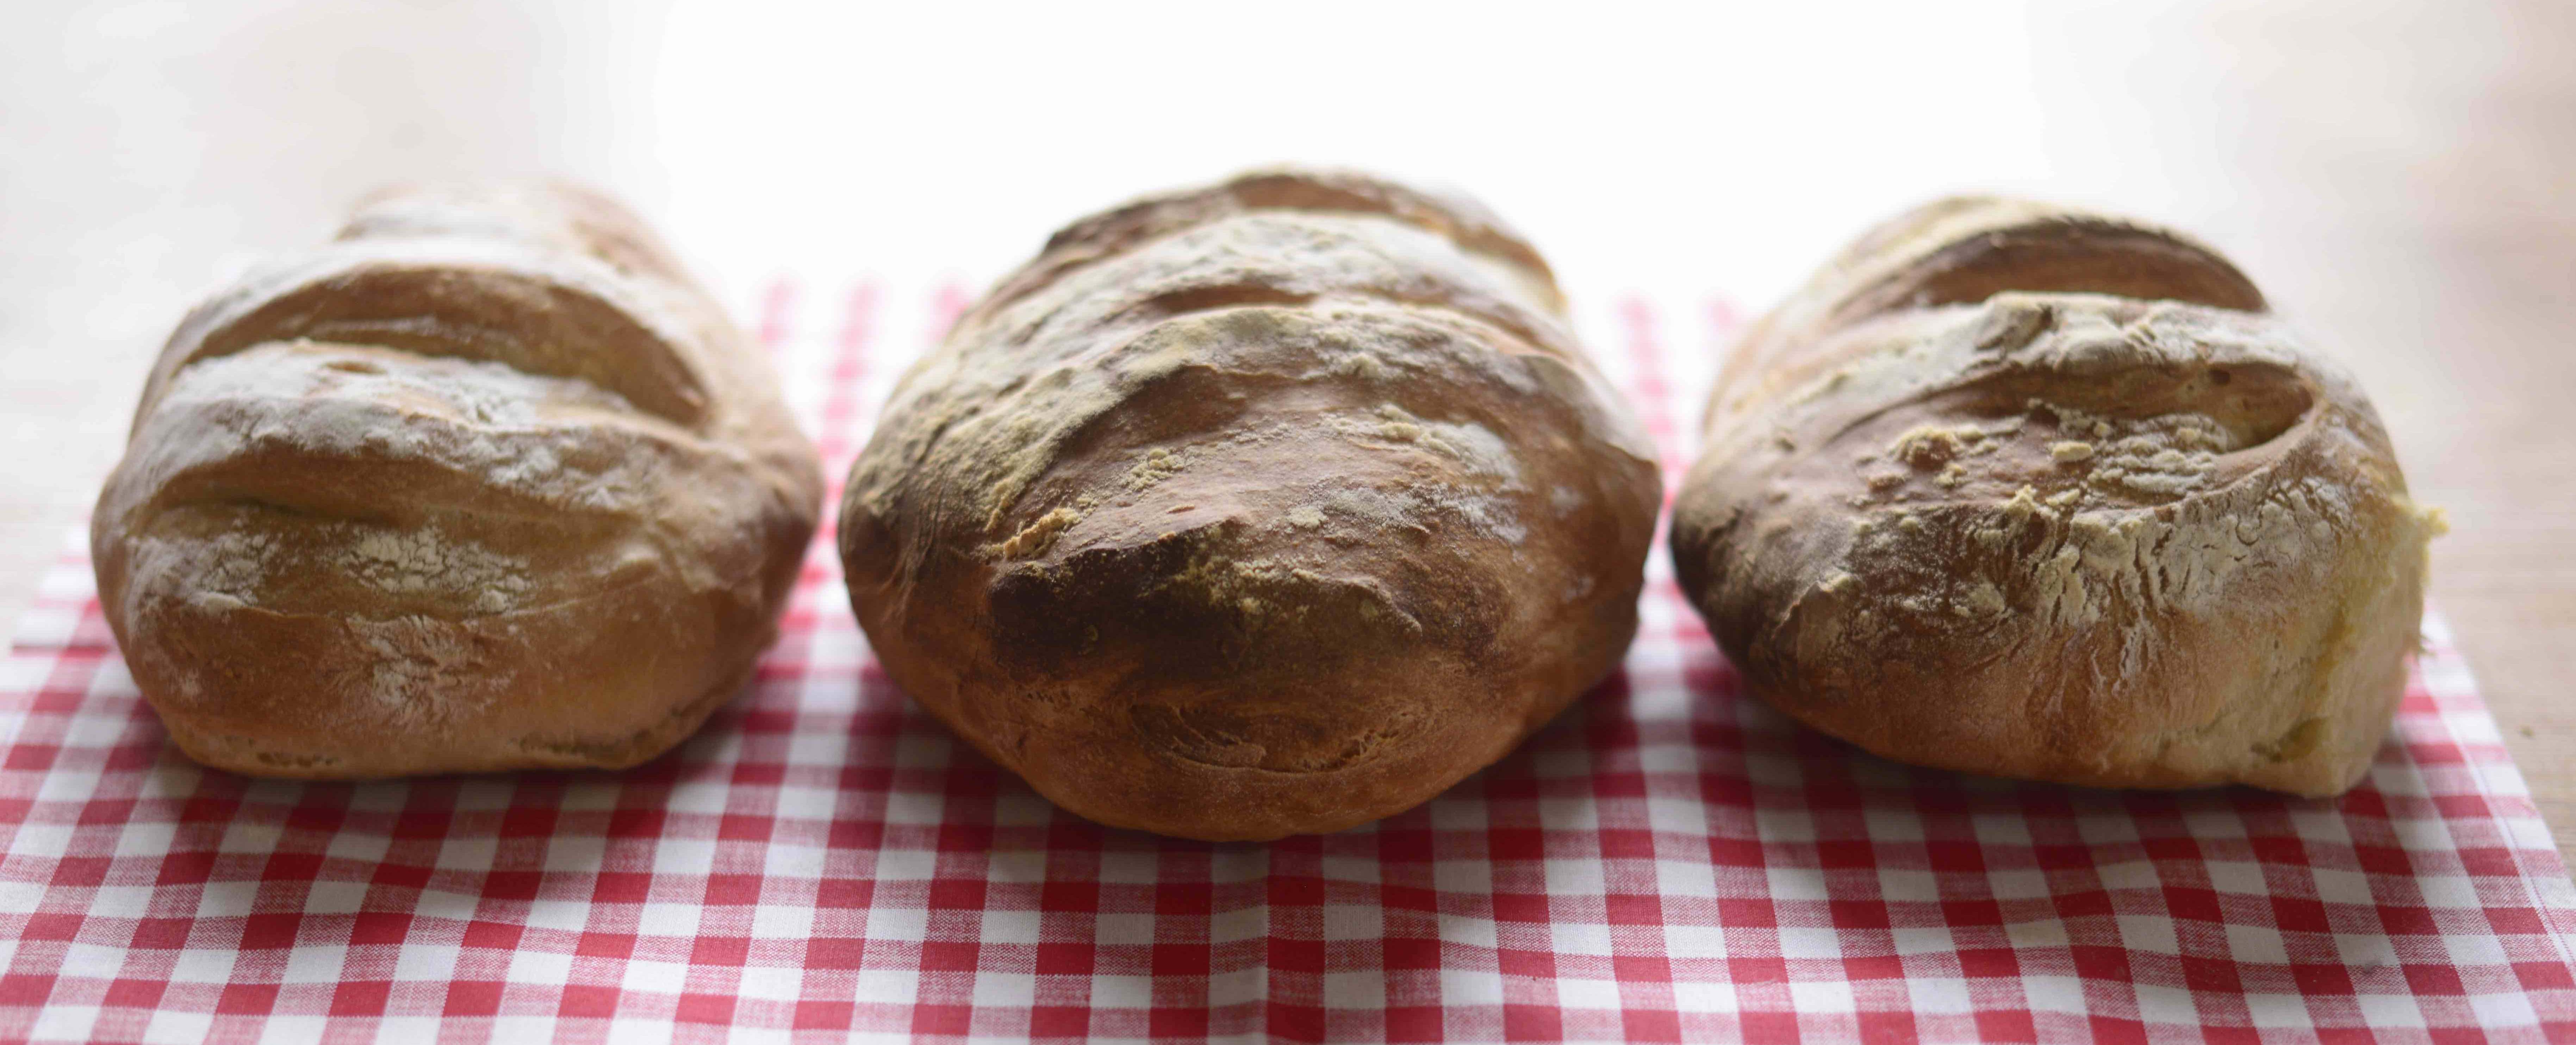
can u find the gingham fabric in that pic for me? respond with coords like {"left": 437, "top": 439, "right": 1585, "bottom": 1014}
{"left": 2, "top": 280, "right": 2571, "bottom": 1044}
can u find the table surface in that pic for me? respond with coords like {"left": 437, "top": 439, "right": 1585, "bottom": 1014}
{"left": 4, "top": 0, "right": 2571, "bottom": 862}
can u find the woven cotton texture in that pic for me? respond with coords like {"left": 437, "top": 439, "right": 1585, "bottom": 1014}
{"left": 2, "top": 281, "right": 2571, "bottom": 1044}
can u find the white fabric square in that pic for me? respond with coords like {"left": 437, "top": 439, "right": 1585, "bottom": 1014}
{"left": 2222, "top": 923, "right": 2290, "bottom": 964}
{"left": 1544, "top": 858, "right": 1608, "bottom": 896}
{"left": 2133, "top": 983, "right": 2199, "bottom": 1026}
{"left": 2356, "top": 990, "right": 2431, "bottom": 1027}
{"left": 86, "top": 884, "right": 157, "bottom": 919}
{"left": 1437, "top": 912, "right": 1499, "bottom": 950}
{"left": 1323, "top": 971, "right": 1385, "bottom": 1009}
{"left": 621, "top": 958, "right": 692, "bottom": 996}
{"left": 1209, "top": 904, "right": 1264, "bottom": 945}
{"left": 1093, "top": 913, "right": 1156, "bottom": 946}
{"left": 1906, "top": 975, "right": 1973, "bottom": 1014}
{"left": 2311, "top": 867, "right": 2373, "bottom": 904}
{"left": 870, "top": 847, "right": 936, "bottom": 883}
{"left": 2244, "top": 991, "right": 2314, "bottom": 1027}
{"left": 301, "top": 879, "right": 370, "bottom": 915}
{"left": 636, "top": 901, "right": 705, "bottom": 939}
{"left": 2021, "top": 975, "right": 2086, "bottom": 1015}
{"left": 1777, "top": 926, "right": 1843, "bottom": 959}
{"left": 1765, "top": 866, "right": 1830, "bottom": 902}
{"left": 738, "top": 963, "right": 802, "bottom": 1003}
{"left": 390, "top": 944, "right": 462, "bottom": 984}
{"left": 2095, "top": 860, "right": 2159, "bottom": 890}
{"left": 1440, "top": 966, "right": 1507, "bottom": 1007}
{"left": 1987, "top": 870, "right": 2051, "bottom": 900}
{"left": 138, "top": 1010, "right": 214, "bottom": 1045}
{"left": 1875, "top": 868, "right": 1938, "bottom": 902}
{"left": 1095, "top": 852, "right": 1158, "bottom": 885}
{"left": 2115, "top": 914, "right": 2179, "bottom": 954}
{"left": 1321, "top": 903, "right": 1380, "bottom": 943}
{"left": 1787, "top": 979, "right": 1856, "bottom": 1014}
{"left": 57, "top": 941, "right": 124, "bottom": 980}
{"left": 281, "top": 941, "right": 348, "bottom": 983}
{"left": 2005, "top": 919, "right": 2070, "bottom": 949}
{"left": 863, "top": 903, "right": 928, "bottom": 943}
{"left": 749, "top": 900, "right": 814, "bottom": 939}
{"left": 972, "top": 971, "right": 1037, "bottom": 1007}
{"left": 2470, "top": 990, "right": 2541, "bottom": 1029}
{"left": 978, "top": 908, "right": 1042, "bottom": 945}
{"left": 508, "top": 948, "right": 575, "bottom": 984}
{"left": 1555, "top": 977, "right": 1623, "bottom": 1010}
{"left": 1549, "top": 919, "right": 1613, "bottom": 956}
{"left": 0, "top": 879, "right": 40, "bottom": 916}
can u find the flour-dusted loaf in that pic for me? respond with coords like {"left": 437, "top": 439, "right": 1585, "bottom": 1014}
{"left": 93, "top": 183, "right": 822, "bottom": 777}
{"left": 1671, "top": 198, "right": 2441, "bottom": 795}
{"left": 840, "top": 170, "right": 1662, "bottom": 840}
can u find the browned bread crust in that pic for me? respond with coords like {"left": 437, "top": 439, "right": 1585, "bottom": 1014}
{"left": 1671, "top": 197, "right": 2441, "bottom": 796}
{"left": 840, "top": 169, "right": 1662, "bottom": 840}
{"left": 92, "top": 183, "right": 823, "bottom": 777}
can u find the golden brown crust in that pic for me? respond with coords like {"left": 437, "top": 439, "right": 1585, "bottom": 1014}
{"left": 92, "top": 182, "right": 823, "bottom": 778}
{"left": 840, "top": 169, "right": 1661, "bottom": 841}
{"left": 1672, "top": 197, "right": 2439, "bottom": 796}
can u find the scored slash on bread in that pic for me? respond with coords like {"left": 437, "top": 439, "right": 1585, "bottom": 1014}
{"left": 92, "top": 184, "right": 823, "bottom": 777}
{"left": 1670, "top": 198, "right": 2443, "bottom": 796}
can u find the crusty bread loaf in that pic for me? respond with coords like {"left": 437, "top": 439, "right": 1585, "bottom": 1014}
{"left": 840, "top": 170, "right": 1662, "bottom": 840}
{"left": 1670, "top": 197, "right": 2441, "bottom": 796}
{"left": 93, "top": 183, "right": 822, "bottom": 777}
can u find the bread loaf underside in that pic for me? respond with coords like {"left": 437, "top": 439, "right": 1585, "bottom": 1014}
{"left": 93, "top": 184, "right": 822, "bottom": 778}
{"left": 841, "top": 171, "right": 1665, "bottom": 841}
{"left": 1672, "top": 198, "right": 2441, "bottom": 796}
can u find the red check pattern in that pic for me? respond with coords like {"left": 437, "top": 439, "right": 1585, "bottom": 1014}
{"left": 0, "top": 280, "right": 2570, "bottom": 1044}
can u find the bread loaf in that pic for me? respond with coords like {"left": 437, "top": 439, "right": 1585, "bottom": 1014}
{"left": 93, "top": 183, "right": 822, "bottom": 777}
{"left": 1670, "top": 197, "right": 2441, "bottom": 795}
{"left": 840, "top": 170, "right": 1662, "bottom": 840}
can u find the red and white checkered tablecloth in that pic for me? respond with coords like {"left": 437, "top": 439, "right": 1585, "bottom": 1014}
{"left": 2, "top": 280, "right": 2570, "bottom": 1044}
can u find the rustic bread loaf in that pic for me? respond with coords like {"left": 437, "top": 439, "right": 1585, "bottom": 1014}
{"left": 840, "top": 170, "right": 1662, "bottom": 840}
{"left": 93, "top": 183, "right": 822, "bottom": 777}
{"left": 1670, "top": 197, "right": 2441, "bottom": 796}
